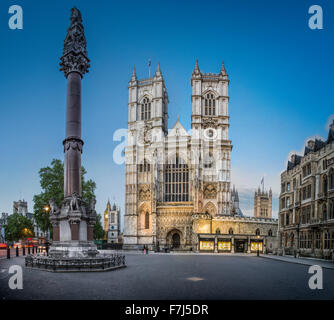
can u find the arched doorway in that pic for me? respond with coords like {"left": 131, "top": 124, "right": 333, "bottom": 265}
{"left": 172, "top": 233, "right": 180, "bottom": 248}
{"left": 166, "top": 229, "right": 183, "bottom": 249}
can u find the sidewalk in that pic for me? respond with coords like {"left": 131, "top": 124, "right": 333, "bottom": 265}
{"left": 260, "top": 254, "right": 334, "bottom": 270}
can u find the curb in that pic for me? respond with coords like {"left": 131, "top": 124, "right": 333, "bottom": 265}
{"left": 259, "top": 254, "right": 334, "bottom": 270}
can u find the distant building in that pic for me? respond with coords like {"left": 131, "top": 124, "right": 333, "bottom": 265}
{"left": 230, "top": 186, "right": 244, "bottom": 216}
{"left": 104, "top": 201, "right": 121, "bottom": 243}
{"left": 0, "top": 213, "right": 8, "bottom": 242}
{"left": 13, "top": 200, "right": 49, "bottom": 239}
{"left": 254, "top": 187, "right": 272, "bottom": 218}
{"left": 278, "top": 120, "right": 334, "bottom": 258}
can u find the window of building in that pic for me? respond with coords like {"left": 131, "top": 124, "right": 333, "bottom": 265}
{"left": 255, "top": 229, "right": 260, "bottom": 236}
{"left": 141, "top": 97, "right": 151, "bottom": 120}
{"left": 329, "top": 201, "right": 334, "bottom": 220}
{"left": 216, "top": 228, "right": 221, "bottom": 234}
{"left": 302, "top": 185, "right": 312, "bottom": 200}
{"left": 268, "top": 229, "right": 273, "bottom": 237}
{"left": 323, "top": 159, "right": 327, "bottom": 170}
{"left": 301, "top": 206, "right": 311, "bottom": 224}
{"left": 229, "top": 228, "right": 233, "bottom": 235}
{"left": 324, "top": 175, "right": 328, "bottom": 194}
{"left": 281, "top": 198, "right": 285, "bottom": 209}
{"left": 323, "top": 204, "right": 327, "bottom": 221}
{"left": 315, "top": 232, "right": 321, "bottom": 249}
{"left": 164, "top": 156, "right": 189, "bottom": 202}
{"left": 293, "top": 178, "right": 296, "bottom": 190}
{"left": 303, "top": 163, "right": 312, "bottom": 177}
{"left": 145, "top": 212, "right": 149, "bottom": 229}
{"left": 324, "top": 232, "right": 330, "bottom": 249}
{"left": 287, "top": 182, "right": 290, "bottom": 191}
{"left": 329, "top": 169, "right": 334, "bottom": 190}
{"left": 139, "top": 159, "right": 151, "bottom": 173}
{"left": 286, "top": 197, "right": 290, "bottom": 207}
{"left": 281, "top": 183, "right": 285, "bottom": 193}
{"left": 307, "top": 233, "right": 312, "bottom": 249}
{"left": 204, "top": 93, "right": 216, "bottom": 116}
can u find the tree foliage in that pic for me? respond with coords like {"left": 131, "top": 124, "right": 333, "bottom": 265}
{"left": 33, "top": 159, "right": 97, "bottom": 233}
{"left": 94, "top": 214, "right": 105, "bottom": 240}
{"left": 4, "top": 213, "right": 34, "bottom": 242}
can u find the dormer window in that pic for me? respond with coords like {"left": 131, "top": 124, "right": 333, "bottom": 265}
{"left": 141, "top": 97, "right": 151, "bottom": 120}
{"left": 204, "top": 93, "right": 216, "bottom": 116}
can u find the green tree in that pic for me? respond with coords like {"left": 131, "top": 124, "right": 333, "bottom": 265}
{"left": 4, "top": 213, "right": 34, "bottom": 242}
{"left": 94, "top": 213, "right": 105, "bottom": 240}
{"left": 33, "top": 159, "right": 97, "bottom": 234}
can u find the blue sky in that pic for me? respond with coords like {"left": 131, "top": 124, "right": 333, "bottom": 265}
{"left": 0, "top": 0, "right": 333, "bottom": 222}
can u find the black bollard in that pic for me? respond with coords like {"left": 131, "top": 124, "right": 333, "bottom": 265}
{"left": 23, "top": 246, "right": 25, "bottom": 256}
{"left": 46, "top": 246, "right": 49, "bottom": 256}
{"left": 16, "top": 246, "right": 19, "bottom": 257}
{"left": 32, "top": 246, "right": 34, "bottom": 254}
{"left": 28, "top": 247, "right": 31, "bottom": 255}
{"left": 7, "top": 248, "right": 10, "bottom": 259}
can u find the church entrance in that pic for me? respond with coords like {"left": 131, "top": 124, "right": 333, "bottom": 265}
{"left": 172, "top": 233, "right": 180, "bottom": 248}
{"left": 166, "top": 229, "right": 182, "bottom": 249}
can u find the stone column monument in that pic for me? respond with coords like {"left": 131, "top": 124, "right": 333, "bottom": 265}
{"left": 48, "top": 6, "right": 97, "bottom": 258}
{"left": 25, "top": 7, "right": 125, "bottom": 272}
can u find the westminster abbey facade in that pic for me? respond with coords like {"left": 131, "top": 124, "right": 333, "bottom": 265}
{"left": 123, "top": 61, "right": 278, "bottom": 252}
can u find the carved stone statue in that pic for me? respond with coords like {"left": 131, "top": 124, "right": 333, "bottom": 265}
{"left": 49, "top": 199, "right": 60, "bottom": 215}
{"left": 69, "top": 193, "right": 80, "bottom": 211}
{"left": 89, "top": 197, "right": 96, "bottom": 213}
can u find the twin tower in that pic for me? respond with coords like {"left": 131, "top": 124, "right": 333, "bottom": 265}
{"left": 124, "top": 60, "right": 234, "bottom": 249}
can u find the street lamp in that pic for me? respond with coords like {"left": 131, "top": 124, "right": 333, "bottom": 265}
{"left": 257, "top": 235, "right": 260, "bottom": 257}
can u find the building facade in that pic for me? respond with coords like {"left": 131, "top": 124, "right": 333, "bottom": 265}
{"left": 254, "top": 187, "right": 272, "bottom": 218}
{"left": 123, "top": 61, "right": 278, "bottom": 252}
{"left": 13, "top": 200, "right": 49, "bottom": 239}
{"left": 104, "top": 201, "right": 121, "bottom": 243}
{"left": 278, "top": 121, "right": 334, "bottom": 258}
{"left": 193, "top": 214, "right": 277, "bottom": 253}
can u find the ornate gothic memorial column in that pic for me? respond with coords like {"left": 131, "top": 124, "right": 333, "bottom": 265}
{"left": 48, "top": 7, "right": 97, "bottom": 257}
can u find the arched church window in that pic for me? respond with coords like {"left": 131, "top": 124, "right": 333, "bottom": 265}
{"left": 145, "top": 212, "right": 149, "bottom": 229}
{"left": 323, "top": 175, "right": 328, "bottom": 194}
{"left": 228, "top": 228, "right": 233, "bottom": 235}
{"left": 141, "top": 97, "right": 151, "bottom": 120}
{"left": 164, "top": 156, "right": 189, "bottom": 202}
{"left": 255, "top": 228, "right": 260, "bottom": 236}
{"left": 323, "top": 204, "right": 327, "bottom": 221}
{"left": 204, "top": 93, "right": 216, "bottom": 116}
{"left": 329, "top": 168, "right": 334, "bottom": 190}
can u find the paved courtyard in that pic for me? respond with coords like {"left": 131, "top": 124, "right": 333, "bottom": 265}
{"left": 1, "top": 253, "right": 334, "bottom": 300}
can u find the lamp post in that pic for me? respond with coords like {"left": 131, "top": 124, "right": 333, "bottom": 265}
{"left": 257, "top": 235, "right": 260, "bottom": 257}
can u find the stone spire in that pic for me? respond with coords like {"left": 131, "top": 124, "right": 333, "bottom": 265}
{"left": 60, "top": 7, "right": 90, "bottom": 78}
{"left": 156, "top": 62, "right": 161, "bottom": 75}
{"left": 220, "top": 61, "right": 226, "bottom": 75}
{"left": 220, "top": 60, "right": 228, "bottom": 80}
{"left": 131, "top": 66, "right": 137, "bottom": 81}
{"left": 192, "top": 59, "right": 201, "bottom": 76}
